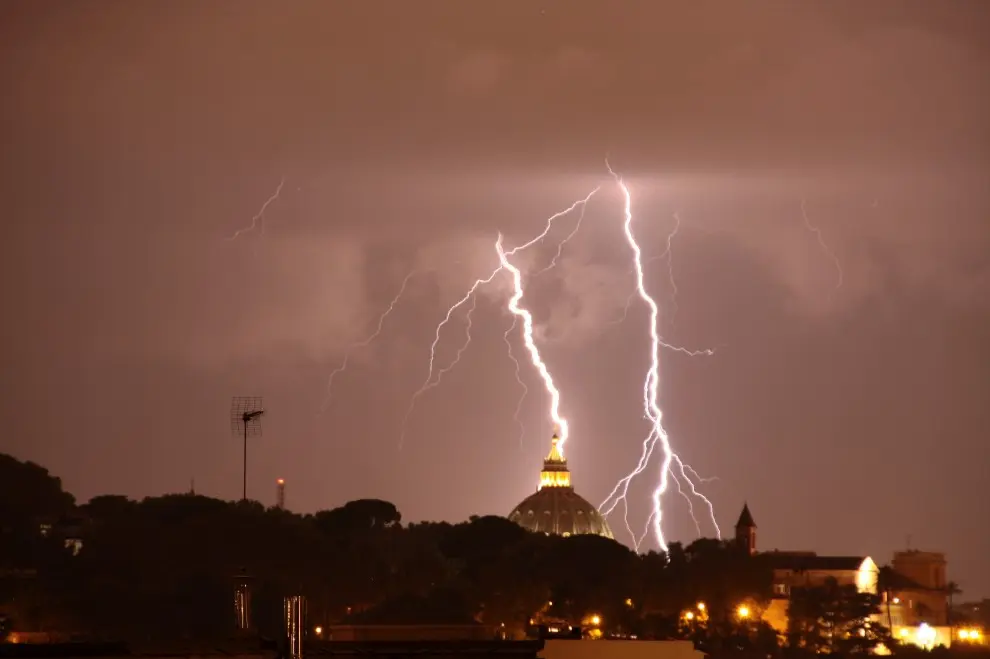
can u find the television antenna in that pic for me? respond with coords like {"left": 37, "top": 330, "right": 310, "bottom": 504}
{"left": 231, "top": 396, "right": 265, "bottom": 502}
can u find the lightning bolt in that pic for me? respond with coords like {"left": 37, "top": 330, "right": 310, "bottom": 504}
{"left": 226, "top": 177, "right": 287, "bottom": 241}
{"left": 503, "top": 318, "right": 529, "bottom": 448}
{"left": 496, "top": 234, "right": 569, "bottom": 450}
{"left": 397, "top": 188, "right": 599, "bottom": 449}
{"left": 321, "top": 270, "right": 418, "bottom": 413}
{"left": 800, "top": 198, "right": 844, "bottom": 300}
{"left": 599, "top": 162, "right": 719, "bottom": 552}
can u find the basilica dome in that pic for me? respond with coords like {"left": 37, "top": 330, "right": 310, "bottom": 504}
{"left": 507, "top": 431, "right": 614, "bottom": 540}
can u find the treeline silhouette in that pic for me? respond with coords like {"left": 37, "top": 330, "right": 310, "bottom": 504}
{"left": 0, "top": 453, "right": 921, "bottom": 655}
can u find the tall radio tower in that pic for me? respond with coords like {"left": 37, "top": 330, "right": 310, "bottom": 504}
{"left": 276, "top": 478, "right": 286, "bottom": 509}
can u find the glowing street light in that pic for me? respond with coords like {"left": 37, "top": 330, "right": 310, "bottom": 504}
{"left": 590, "top": 614, "right": 602, "bottom": 626}
{"left": 697, "top": 602, "right": 706, "bottom": 611}
{"left": 737, "top": 605, "right": 751, "bottom": 619}
{"left": 684, "top": 611, "right": 695, "bottom": 621}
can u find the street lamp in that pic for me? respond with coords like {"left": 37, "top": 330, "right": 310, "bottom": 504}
{"left": 737, "top": 605, "right": 750, "bottom": 619}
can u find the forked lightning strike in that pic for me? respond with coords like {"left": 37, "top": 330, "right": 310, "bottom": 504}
{"left": 226, "top": 177, "right": 287, "bottom": 241}
{"left": 496, "top": 234, "right": 569, "bottom": 450}
{"left": 315, "top": 168, "right": 724, "bottom": 551}
{"left": 599, "top": 162, "right": 719, "bottom": 552}
{"left": 397, "top": 189, "right": 599, "bottom": 449}
{"left": 321, "top": 270, "right": 419, "bottom": 413}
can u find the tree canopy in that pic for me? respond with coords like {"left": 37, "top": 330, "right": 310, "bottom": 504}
{"left": 0, "top": 452, "right": 893, "bottom": 653}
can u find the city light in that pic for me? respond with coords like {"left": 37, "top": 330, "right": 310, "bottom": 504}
{"left": 915, "top": 623, "right": 937, "bottom": 650}
{"left": 697, "top": 602, "right": 706, "bottom": 611}
{"left": 737, "top": 605, "right": 750, "bottom": 619}
{"left": 684, "top": 611, "right": 695, "bottom": 621}
{"left": 314, "top": 626, "right": 323, "bottom": 636}
{"left": 590, "top": 614, "right": 602, "bottom": 627}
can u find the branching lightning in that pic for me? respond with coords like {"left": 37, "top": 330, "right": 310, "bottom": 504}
{"left": 226, "top": 177, "right": 287, "bottom": 241}
{"left": 321, "top": 270, "right": 419, "bottom": 413}
{"left": 396, "top": 269, "right": 499, "bottom": 449}
{"left": 598, "top": 162, "right": 719, "bottom": 553}
{"left": 801, "top": 198, "right": 844, "bottom": 300}
{"left": 671, "top": 466, "right": 702, "bottom": 538}
{"left": 659, "top": 211, "right": 682, "bottom": 326}
{"left": 532, "top": 198, "right": 589, "bottom": 277}
{"left": 397, "top": 189, "right": 599, "bottom": 450}
{"left": 428, "top": 293, "right": 479, "bottom": 388}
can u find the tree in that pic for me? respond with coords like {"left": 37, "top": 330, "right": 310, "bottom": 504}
{"left": 0, "top": 454, "right": 75, "bottom": 531}
{"left": 946, "top": 581, "right": 962, "bottom": 626}
{"left": 0, "top": 452, "right": 800, "bottom": 643}
{"left": 787, "top": 577, "right": 889, "bottom": 653}
{"left": 313, "top": 499, "right": 401, "bottom": 534}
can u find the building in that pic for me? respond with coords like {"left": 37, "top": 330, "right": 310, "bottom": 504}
{"left": 507, "top": 431, "right": 613, "bottom": 539}
{"left": 736, "top": 505, "right": 968, "bottom": 650}
{"left": 734, "top": 505, "right": 879, "bottom": 634}
{"left": 883, "top": 551, "right": 949, "bottom": 626}
{"left": 879, "top": 552, "right": 977, "bottom": 648}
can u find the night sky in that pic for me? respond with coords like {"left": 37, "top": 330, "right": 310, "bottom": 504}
{"left": 2, "top": 2, "right": 988, "bottom": 596}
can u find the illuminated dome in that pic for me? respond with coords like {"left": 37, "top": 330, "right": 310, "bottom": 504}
{"left": 507, "top": 431, "right": 614, "bottom": 539}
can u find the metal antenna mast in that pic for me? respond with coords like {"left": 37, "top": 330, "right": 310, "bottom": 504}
{"left": 231, "top": 396, "right": 265, "bottom": 501}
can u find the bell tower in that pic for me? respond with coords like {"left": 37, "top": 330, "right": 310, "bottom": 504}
{"left": 735, "top": 503, "right": 757, "bottom": 555}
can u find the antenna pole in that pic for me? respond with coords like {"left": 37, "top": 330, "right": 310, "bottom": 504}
{"left": 231, "top": 397, "right": 264, "bottom": 504}
{"left": 243, "top": 420, "right": 248, "bottom": 502}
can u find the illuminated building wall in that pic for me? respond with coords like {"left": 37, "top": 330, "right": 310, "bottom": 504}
{"left": 760, "top": 556, "right": 879, "bottom": 634}
{"left": 888, "top": 551, "right": 949, "bottom": 626}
